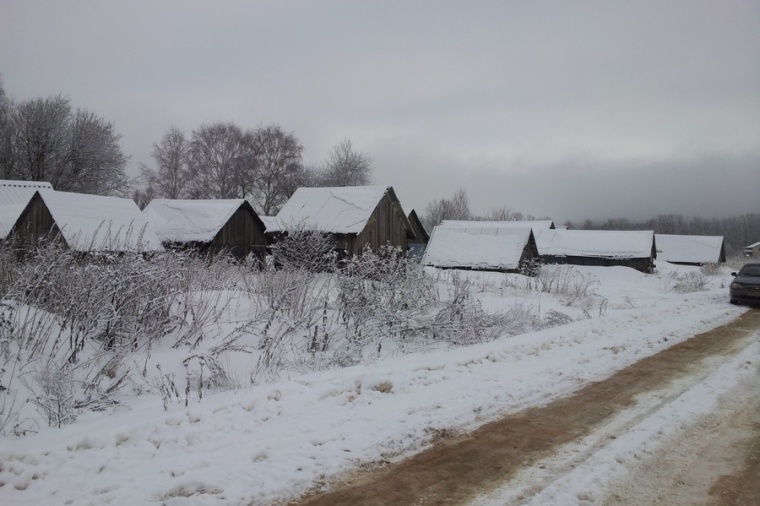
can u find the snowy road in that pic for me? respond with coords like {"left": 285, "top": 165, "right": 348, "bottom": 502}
{"left": 296, "top": 309, "right": 760, "bottom": 506}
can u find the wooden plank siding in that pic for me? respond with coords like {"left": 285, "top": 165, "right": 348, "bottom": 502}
{"left": 165, "top": 203, "right": 268, "bottom": 262}
{"left": 10, "top": 192, "right": 64, "bottom": 249}
{"left": 336, "top": 193, "right": 410, "bottom": 255}
{"left": 540, "top": 254, "right": 655, "bottom": 273}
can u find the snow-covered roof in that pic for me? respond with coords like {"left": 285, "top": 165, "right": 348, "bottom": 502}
{"left": 0, "top": 180, "right": 54, "bottom": 239}
{"left": 259, "top": 216, "right": 284, "bottom": 234}
{"left": 142, "top": 199, "right": 258, "bottom": 244}
{"left": 655, "top": 234, "right": 724, "bottom": 264}
{"left": 535, "top": 229, "right": 655, "bottom": 259}
{"left": 29, "top": 191, "right": 164, "bottom": 252}
{"left": 746, "top": 241, "right": 760, "bottom": 249}
{"left": 423, "top": 226, "right": 533, "bottom": 271}
{"left": 276, "top": 186, "right": 399, "bottom": 235}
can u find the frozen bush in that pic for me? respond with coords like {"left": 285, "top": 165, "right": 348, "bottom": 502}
{"left": 699, "top": 262, "right": 722, "bottom": 276}
{"left": 669, "top": 271, "right": 708, "bottom": 293}
{"left": 269, "top": 228, "right": 338, "bottom": 273}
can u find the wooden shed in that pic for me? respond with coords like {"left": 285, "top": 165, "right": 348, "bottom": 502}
{"left": 535, "top": 229, "right": 657, "bottom": 273}
{"left": 744, "top": 242, "right": 760, "bottom": 258}
{"left": 0, "top": 180, "right": 54, "bottom": 242}
{"left": 406, "top": 209, "right": 429, "bottom": 258}
{"left": 655, "top": 234, "right": 726, "bottom": 265}
{"left": 11, "top": 190, "right": 163, "bottom": 253}
{"left": 423, "top": 221, "right": 539, "bottom": 273}
{"left": 275, "top": 186, "right": 412, "bottom": 256}
{"left": 142, "top": 199, "right": 267, "bottom": 261}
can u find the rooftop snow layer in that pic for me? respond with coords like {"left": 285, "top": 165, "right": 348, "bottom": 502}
{"left": 423, "top": 226, "right": 532, "bottom": 270}
{"left": 259, "top": 216, "right": 284, "bottom": 234}
{"left": 0, "top": 180, "right": 54, "bottom": 239}
{"left": 441, "top": 219, "right": 554, "bottom": 232}
{"left": 655, "top": 234, "right": 724, "bottom": 264}
{"left": 143, "top": 199, "right": 250, "bottom": 243}
{"left": 535, "top": 229, "right": 655, "bottom": 259}
{"left": 37, "top": 191, "right": 164, "bottom": 252}
{"left": 276, "top": 186, "right": 391, "bottom": 234}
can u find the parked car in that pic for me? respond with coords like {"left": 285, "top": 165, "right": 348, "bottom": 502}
{"left": 729, "top": 263, "right": 760, "bottom": 305}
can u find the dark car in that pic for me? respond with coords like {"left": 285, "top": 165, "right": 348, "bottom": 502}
{"left": 730, "top": 263, "right": 760, "bottom": 305}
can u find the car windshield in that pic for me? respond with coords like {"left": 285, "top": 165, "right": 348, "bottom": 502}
{"left": 739, "top": 265, "right": 760, "bottom": 276}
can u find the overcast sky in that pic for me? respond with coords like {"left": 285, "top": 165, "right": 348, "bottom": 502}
{"left": 2, "top": 0, "right": 759, "bottom": 223}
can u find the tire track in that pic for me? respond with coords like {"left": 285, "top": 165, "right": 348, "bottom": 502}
{"left": 288, "top": 309, "right": 760, "bottom": 506}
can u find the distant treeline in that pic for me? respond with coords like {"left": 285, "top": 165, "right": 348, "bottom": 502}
{"left": 567, "top": 213, "right": 760, "bottom": 254}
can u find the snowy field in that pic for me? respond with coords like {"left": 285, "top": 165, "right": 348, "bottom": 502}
{"left": 0, "top": 257, "right": 753, "bottom": 505}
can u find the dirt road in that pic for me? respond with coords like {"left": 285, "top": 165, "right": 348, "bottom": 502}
{"left": 289, "top": 309, "right": 760, "bottom": 506}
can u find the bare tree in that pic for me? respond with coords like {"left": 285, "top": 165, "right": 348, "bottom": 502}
{"left": 187, "top": 122, "right": 252, "bottom": 199}
{"left": 62, "top": 109, "right": 129, "bottom": 195}
{"left": 0, "top": 75, "right": 13, "bottom": 179}
{"left": 141, "top": 126, "right": 191, "bottom": 199}
{"left": 0, "top": 93, "right": 128, "bottom": 195}
{"left": 318, "top": 139, "right": 372, "bottom": 187}
{"left": 249, "top": 124, "right": 303, "bottom": 215}
{"left": 9, "top": 95, "right": 70, "bottom": 183}
{"left": 422, "top": 188, "right": 471, "bottom": 231}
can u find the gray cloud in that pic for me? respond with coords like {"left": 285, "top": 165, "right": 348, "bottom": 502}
{"left": 1, "top": 0, "right": 758, "bottom": 220}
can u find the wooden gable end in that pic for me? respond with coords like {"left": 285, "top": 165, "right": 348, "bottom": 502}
{"left": 345, "top": 193, "right": 410, "bottom": 255}
{"left": 210, "top": 203, "right": 267, "bottom": 247}
{"left": 11, "top": 192, "right": 66, "bottom": 249}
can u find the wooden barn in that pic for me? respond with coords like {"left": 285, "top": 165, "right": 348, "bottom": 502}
{"left": 423, "top": 221, "right": 539, "bottom": 273}
{"left": 407, "top": 209, "right": 429, "bottom": 258}
{"left": 745, "top": 242, "right": 760, "bottom": 258}
{"left": 142, "top": 199, "right": 267, "bottom": 261}
{"left": 10, "top": 190, "right": 163, "bottom": 252}
{"left": 275, "top": 186, "right": 413, "bottom": 256}
{"left": 535, "top": 229, "right": 657, "bottom": 273}
{"left": 655, "top": 234, "right": 726, "bottom": 265}
{"left": 0, "top": 180, "right": 54, "bottom": 242}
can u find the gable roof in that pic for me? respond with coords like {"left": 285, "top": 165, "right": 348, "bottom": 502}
{"left": 746, "top": 242, "right": 760, "bottom": 249}
{"left": 423, "top": 225, "right": 534, "bottom": 271}
{"left": 535, "top": 229, "right": 655, "bottom": 259}
{"left": 439, "top": 220, "right": 554, "bottom": 232}
{"left": 655, "top": 234, "right": 725, "bottom": 264}
{"left": 18, "top": 190, "right": 163, "bottom": 252}
{"left": 407, "top": 210, "right": 429, "bottom": 243}
{"left": 259, "top": 216, "right": 285, "bottom": 235}
{"left": 276, "top": 185, "right": 410, "bottom": 235}
{"left": 142, "top": 199, "right": 263, "bottom": 244}
{"left": 0, "top": 180, "right": 54, "bottom": 240}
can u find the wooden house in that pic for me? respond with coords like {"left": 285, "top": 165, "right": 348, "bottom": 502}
{"left": 535, "top": 229, "right": 656, "bottom": 273}
{"left": 407, "top": 209, "right": 429, "bottom": 258}
{"left": 275, "top": 186, "right": 413, "bottom": 256}
{"left": 744, "top": 242, "right": 760, "bottom": 258}
{"left": 655, "top": 234, "right": 726, "bottom": 265}
{"left": 142, "top": 199, "right": 267, "bottom": 261}
{"left": 422, "top": 221, "right": 539, "bottom": 273}
{"left": 0, "top": 180, "right": 54, "bottom": 242}
{"left": 11, "top": 190, "right": 163, "bottom": 253}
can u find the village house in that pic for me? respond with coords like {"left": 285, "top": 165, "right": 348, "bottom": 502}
{"left": 655, "top": 234, "right": 726, "bottom": 265}
{"left": 423, "top": 220, "right": 539, "bottom": 272}
{"left": 535, "top": 229, "right": 657, "bottom": 273}
{"left": 0, "top": 180, "right": 54, "bottom": 243}
{"left": 142, "top": 199, "right": 267, "bottom": 261}
{"left": 10, "top": 189, "right": 163, "bottom": 253}
{"left": 744, "top": 241, "right": 760, "bottom": 258}
{"left": 406, "top": 209, "right": 429, "bottom": 258}
{"left": 275, "top": 186, "right": 414, "bottom": 256}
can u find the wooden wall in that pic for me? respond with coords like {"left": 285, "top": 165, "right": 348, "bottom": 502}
{"left": 204, "top": 204, "right": 267, "bottom": 261}
{"left": 339, "top": 194, "right": 410, "bottom": 255}
{"left": 540, "top": 255, "right": 655, "bottom": 273}
{"left": 11, "top": 193, "right": 64, "bottom": 249}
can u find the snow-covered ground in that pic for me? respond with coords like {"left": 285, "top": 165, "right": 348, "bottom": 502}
{"left": 0, "top": 262, "right": 752, "bottom": 505}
